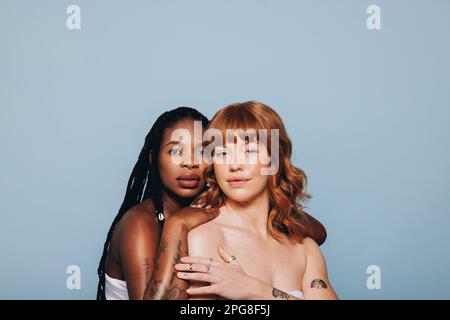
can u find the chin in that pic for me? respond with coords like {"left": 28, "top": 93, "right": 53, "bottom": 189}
{"left": 175, "top": 187, "right": 203, "bottom": 199}
{"left": 223, "top": 190, "right": 255, "bottom": 203}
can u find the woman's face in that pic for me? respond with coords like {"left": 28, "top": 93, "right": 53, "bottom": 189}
{"left": 213, "top": 136, "right": 271, "bottom": 203}
{"left": 158, "top": 118, "right": 207, "bottom": 199}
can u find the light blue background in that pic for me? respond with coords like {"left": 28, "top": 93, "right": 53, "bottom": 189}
{"left": 1, "top": 0, "right": 449, "bottom": 299}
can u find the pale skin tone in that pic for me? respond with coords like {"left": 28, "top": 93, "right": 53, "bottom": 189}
{"left": 176, "top": 137, "right": 338, "bottom": 300}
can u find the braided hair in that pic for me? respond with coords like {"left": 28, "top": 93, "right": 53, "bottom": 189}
{"left": 96, "top": 107, "right": 209, "bottom": 300}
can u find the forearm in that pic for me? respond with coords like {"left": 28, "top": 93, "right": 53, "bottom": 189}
{"left": 143, "top": 221, "right": 190, "bottom": 300}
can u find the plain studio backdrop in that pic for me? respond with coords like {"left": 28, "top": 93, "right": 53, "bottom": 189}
{"left": 1, "top": 0, "right": 449, "bottom": 299}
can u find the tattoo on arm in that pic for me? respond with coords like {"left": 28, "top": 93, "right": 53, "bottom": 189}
{"left": 310, "top": 279, "right": 328, "bottom": 289}
{"left": 144, "top": 235, "right": 189, "bottom": 299}
{"left": 272, "top": 288, "right": 301, "bottom": 300}
{"left": 159, "top": 238, "right": 168, "bottom": 253}
{"left": 144, "top": 258, "right": 151, "bottom": 283}
{"left": 173, "top": 240, "right": 183, "bottom": 264}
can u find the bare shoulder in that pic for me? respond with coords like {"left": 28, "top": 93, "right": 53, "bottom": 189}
{"left": 188, "top": 217, "right": 221, "bottom": 242}
{"left": 107, "top": 199, "right": 160, "bottom": 276}
{"left": 187, "top": 218, "right": 223, "bottom": 256}
{"left": 118, "top": 199, "right": 159, "bottom": 237}
{"left": 301, "top": 236, "right": 323, "bottom": 258}
{"left": 302, "top": 236, "right": 320, "bottom": 250}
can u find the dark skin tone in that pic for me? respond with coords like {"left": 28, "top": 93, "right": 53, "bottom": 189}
{"left": 105, "top": 119, "right": 327, "bottom": 299}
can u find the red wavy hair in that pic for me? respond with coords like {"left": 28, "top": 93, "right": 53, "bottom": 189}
{"left": 197, "top": 101, "right": 312, "bottom": 243}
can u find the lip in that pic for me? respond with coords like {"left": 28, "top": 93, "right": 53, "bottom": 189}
{"left": 176, "top": 173, "right": 201, "bottom": 188}
{"left": 226, "top": 176, "right": 251, "bottom": 187}
{"left": 177, "top": 173, "right": 201, "bottom": 181}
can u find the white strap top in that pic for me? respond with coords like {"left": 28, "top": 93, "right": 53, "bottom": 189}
{"left": 288, "top": 290, "right": 304, "bottom": 299}
{"left": 105, "top": 273, "right": 129, "bottom": 300}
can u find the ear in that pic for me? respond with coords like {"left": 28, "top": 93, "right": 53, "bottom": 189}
{"left": 148, "top": 151, "right": 152, "bottom": 164}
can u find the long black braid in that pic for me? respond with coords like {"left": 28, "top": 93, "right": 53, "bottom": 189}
{"left": 96, "top": 107, "right": 209, "bottom": 300}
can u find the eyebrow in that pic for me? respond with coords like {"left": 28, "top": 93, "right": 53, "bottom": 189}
{"left": 222, "top": 140, "right": 257, "bottom": 148}
{"left": 165, "top": 141, "right": 204, "bottom": 149}
{"left": 165, "top": 141, "right": 181, "bottom": 147}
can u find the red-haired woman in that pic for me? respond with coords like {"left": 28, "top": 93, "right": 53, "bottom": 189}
{"left": 175, "top": 101, "right": 338, "bottom": 300}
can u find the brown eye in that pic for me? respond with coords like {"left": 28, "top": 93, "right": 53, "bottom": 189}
{"left": 169, "top": 148, "right": 182, "bottom": 157}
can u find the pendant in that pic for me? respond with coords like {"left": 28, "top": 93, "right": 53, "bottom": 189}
{"left": 158, "top": 212, "right": 165, "bottom": 221}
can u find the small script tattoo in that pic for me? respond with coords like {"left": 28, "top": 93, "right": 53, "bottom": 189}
{"left": 144, "top": 258, "right": 151, "bottom": 283}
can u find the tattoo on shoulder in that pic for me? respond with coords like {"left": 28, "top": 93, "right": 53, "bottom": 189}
{"left": 272, "top": 288, "right": 298, "bottom": 300}
{"left": 310, "top": 279, "right": 328, "bottom": 289}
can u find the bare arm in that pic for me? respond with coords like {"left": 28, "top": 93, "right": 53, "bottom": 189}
{"left": 301, "top": 237, "right": 338, "bottom": 300}
{"left": 143, "top": 221, "right": 189, "bottom": 299}
{"left": 118, "top": 211, "right": 160, "bottom": 300}
{"left": 143, "top": 206, "right": 220, "bottom": 300}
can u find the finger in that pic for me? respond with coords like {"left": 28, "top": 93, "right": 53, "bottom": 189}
{"left": 180, "top": 256, "right": 219, "bottom": 266}
{"left": 204, "top": 209, "right": 220, "bottom": 220}
{"left": 177, "top": 272, "right": 214, "bottom": 282}
{"left": 174, "top": 263, "right": 212, "bottom": 273}
{"left": 217, "top": 245, "right": 235, "bottom": 263}
{"left": 196, "top": 197, "right": 207, "bottom": 207}
{"left": 186, "top": 285, "right": 217, "bottom": 296}
{"left": 190, "top": 197, "right": 207, "bottom": 208}
{"left": 197, "top": 206, "right": 219, "bottom": 216}
{"left": 217, "top": 245, "right": 241, "bottom": 268}
{"left": 203, "top": 206, "right": 219, "bottom": 213}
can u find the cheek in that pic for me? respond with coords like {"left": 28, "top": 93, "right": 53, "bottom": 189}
{"left": 213, "top": 164, "right": 228, "bottom": 187}
{"left": 247, "top": 164, "right": 269, "bottom": 193}
{"left": 159, "top": 154, "right": 179, "bottom": 184}
{"left": 252, "top": 175, "right": 269, "bottom": 192}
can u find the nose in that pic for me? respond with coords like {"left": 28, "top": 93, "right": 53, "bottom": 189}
{"left": 228, "top": 162, "right": 243, "bottom": 172}
{"left": 180, "top": 159, "right": 199, "bottom": 169}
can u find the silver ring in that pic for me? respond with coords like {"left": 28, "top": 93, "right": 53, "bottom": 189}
{"left": 226, "top": 255, "right": 236, "bottom": 264}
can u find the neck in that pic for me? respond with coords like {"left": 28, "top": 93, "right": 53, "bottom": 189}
{"left": 160, "top": 187, "right": 193, "bottom": 220}
{"left": 222, "top": 190, "right": 270, "bottom": 238}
